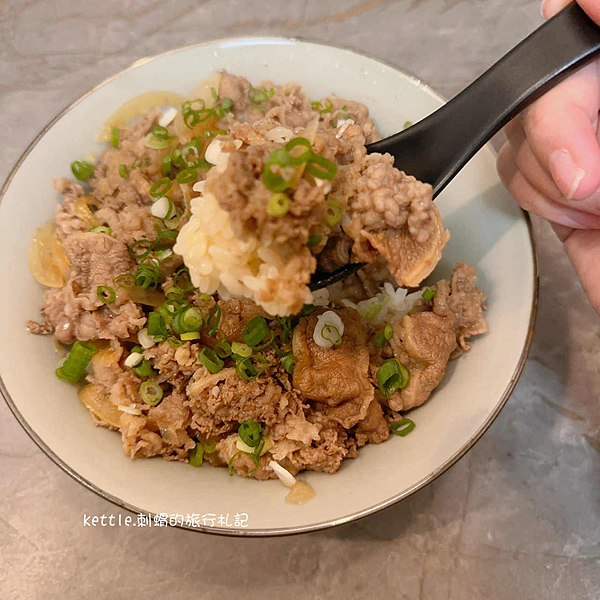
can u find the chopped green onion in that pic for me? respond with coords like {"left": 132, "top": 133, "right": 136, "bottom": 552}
{"left": 242, "top": 316, "right": 270, "bottom": 347}
{"left": 97, "top": 285, "right": 116, "bottom": 304}
{"left": 403, "top": 120, "right": 413, "bottom": 130}
{"left": 364, "top": 301, "right": 382, "bottom": 321}
{"left": 376, "top": 359, "right": 409, "bottom": 398}
{"left": 214, "top": 340, "right": 232, "bottom": 358}
{"left": 280, "top": 353, "right": 296, "bottom": 374}
{"left": 326, "top": 199, "right": 343, "bottom": 226}
{"left": 390, "top": 418, "right": 415, "bottom": 437}
{"left": 238, "top": 420, "right": 263, "bottom": 448}
{"left": 228, "top": 450, "right": 241, "bottom": 475}
{"left": 375, "top": 331, "right": 387, "bottom": 348}
{"left": 181, "top": 141, "right": 201, "bottom": 165}
{"left": 306, "top": 154, "right": 337, "bottom": 180}
{"left": 164, "top": 286, "right": 184, "bottom": 301}
{"left": 285, "top": 137, "right": 312, "bottom": 166}
{"left": 248, "top": 87, "right": 274, "bottom": 109}
{"left": 204, "top": 442, "right": 216, "bottom": 453}
{"left": 128, "top": 239, "right": 152, "bottom": 260}
{"left": 262, "top": 148, "right": 292, "bottom": 192}
{"left": 268, "top": 193, "right": 290, "bottom": 217}
{"left": 231, "top": 341, "right": 252, "bottom": 358}
{"left": 170, "top": 148, "right": 184, "bottom": 168}
{"left": 384, "top": 325, "right": 394, "bottom": 340}
{"left": 211, "top": 87, "right": 218, "bottom": 101}
{"left": 139, "top": 381, "right": 163, "bottom": 406}
{"left": 145, "top": 133, "right": 173, "bottom": 150}
{"left": 151, "top": 125, "right": 172, "bottom": 140}
{"left": 162, "top": 155, "right": 172, "bottom": 175}
{"left": 154, "top": 229, "right": 178, "bottom": 247}
{"left": 135, "top": 260, "right": 164, "bottom": 289}
{"left": 71, "top": 160, "right": 94, "bottom": 181}
{"left": 180, "top": 307, "right": 203, "bottom": 331}
{"left": 189, "top": 442, "right": 204, "bottom": 467}
{"left": 321, "top": 324, "right": 342, "bottom": 346}
{"left": 113, "top": 273, "right": 135, "bottom": 289}
{"left": 90, "top": 225, "right": 112, "bottom": 235}
{"left": 55, "top": 341, "right": 97, "bottom": 384}
{"left": 149, "top": 178, "right": 172, "bottom": 199}
{"left": 167, "top": 337, "right": 183, "bottom": 348}
{"left": 298, "top": 304, "right": 316, "bottom": 317}
{"left": 307, "top": 235, "right": 322, "bottom": 248}
{"left": 133, "top": 359, "right": 154, "bottom": 378}
{"left": 218, "top": 97, "right": 234, "bottom": 114}
{"left": 181, "top": 332, "right": 200, "bottom": 341}
{"left": 119, "top": 164, "right": 129, "bottom": 179}
{"left": 110, "top": 127, "right": 120, "bottom": 149}
{"left": 131, "top": 157, "right": 150, "bottom": 170}
{"left": 311, "top": 99, "right": 334, "bottom": 114}
{"left": 422, "top": 288, "right": 436, "bottom": 301}
{"left": 176, "top": 167, "right": 198, "bottom": 184}
{"left": 147, "top": 311, "right": 168, "bottom": 341}
{"left": 206, "top": 305, "right": 221, "bottom": 335}
{"left": 199, "top": 347, "right": 224, "bottom": 374}
{"left": 155, "top": 248, "right": 173, "bottom": 262}
{"left": 236, "top": 355, "right": 267, "bottom": 380}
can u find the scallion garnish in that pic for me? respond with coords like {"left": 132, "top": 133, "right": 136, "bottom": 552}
{"left": 176, "top": 167, "right": 198, "bottom": 184}
{"left": 135, "top": 260, "right": 164, "bottom": 289}
{"left": 280, "top": 353, "right": 296, "bottom": 374}
{"left": 228, "top": 450, "right": 241, "bottom": 476}
{"left": 214, "top": 340, "right": 233, "bottom": 359}
{"left": 326, "top": 199, "right": 343, "bottom": 226}
{"left": 242, "top": 316, "right": 270, "bottom": 347}
{"left": 181, "top": 332, "right": 200, "bottom": 341}
{"left": 139, "top": 380, "right": 163, "bottom": 406}
{"left": 262, "top": 148, "right": 292, "bottom": 192}
{"left": 231, "top": 341, "right": 252, "bottom": 358}
{"left": 376, "top": 359, "right": 409, "bottom": 398}
{"left": 238, "top": 420, "right": 263, "bottom": 448}
{"left": 113, "top": 273, "right": 136, "bottom": 289}
{"left": 199, "top": 347, "right": 224, "bottom": 374}
{"left": 71, "top": 160, "right": 94, "bottom": 182}
{"left": 147, "top": 311, "right": 168, "bottom": 342}
{"left": 154, "top": 229, "right": 178, "bottom": 247}
{"left": 149, "top": 177, "right": 172, "bottom": 199}
{"left": 248, "top": 86, "right": 275, "bottom": 110}
{"left": 285, "top": 137, "right": 312, "bottom": 166}
{"left": 167, "top": 337, "right": 184, "bottom": 348}
{"left": 55, "top": 341, "right": 97, "bottom": 384}
{"left": 321, "top": 324, "right": 342, "bottom": 346}
{"left": 268, "top": 193, "right": 290, "bottom": 217}
{"left": 204, "top": 129, "right": 227, "bottom": 138}
{"left": 311, "top": 99, "right": 334, "bottom": 114}
{"left": 422, "top": 288, "right": 436, "bottom": 301}
{"left": 390, "top": 418, "right": 415, "bottom": 437}
{"left": 97, "top": 285, "right": 116, "bottom": 304}
{"left": 110, "top": 127, "right": 120, "bottom": 149}
{"left": 162, "top": 155, "right": 172, "bottom": 176}
{"left": 375, "top": 325, "right": 394, "bottom": 348}
{"left": 128, "top": 239, "right": 152, "bottom": 260}
{"left": 403, "top": 121, "right": 413, "bottom": 130}
{"left": 189, "top": 442, "right": 204, "bottom": 467}
{"left": 236, "top": 355, "right": 267, "bottom": 380}
{"left": 298, "top": 304, "right": 316, "bottom": 317}
{"left": 90, "top": 225, "right": 112, "bottom": 235}
{"left": 206, "top": 305, "right": 221, "bottom": 336}
{"left": 181, "top": 307, "right": 203, "bottom": 332}
{"left": 133, "top": 359, "right": 154, "bottom": 378}
{"left": 307, "top": 235, "right": 322, "bottom": 248}
{"left": 306, "top": 154, "right": 337, "bottom": 180}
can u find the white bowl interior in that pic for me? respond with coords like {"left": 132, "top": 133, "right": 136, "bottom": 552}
{"left": 0, "top": 38, "right": 535, "bottom": 534}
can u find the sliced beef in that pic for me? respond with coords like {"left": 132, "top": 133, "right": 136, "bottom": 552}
{"left": 355, "top": 399, "right": 390, "bottom": 446}
{"left": 432, "top": 262, "right": 487, "bottom": 351}
{"left": 386, "top": 311, "right": 457, "bottom": 411}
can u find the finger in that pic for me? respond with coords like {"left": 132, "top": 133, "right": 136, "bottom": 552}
{"left": 497, "top": 143, "right": 600, "bottom": 228}
{"left": 562, "top": 228, "right": 600, "bottom": 313}
{"left": 577, "top": 0, "right": 600, "bottom": 26}
{"left": 505, "top": 118, "right": 564, "bottom": 201}
{"left": 520, "top": 63, "right": 600, "bottom": 200}
{"left": 541, "top": 0, "right": 573, "bottom": 20}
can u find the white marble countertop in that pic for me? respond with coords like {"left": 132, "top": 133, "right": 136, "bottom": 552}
{"left": 1, "top": 0, "right": 599, "bottom": 598}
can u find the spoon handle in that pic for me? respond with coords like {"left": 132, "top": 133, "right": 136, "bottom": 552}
{"left": 368, "top": 2, "right": 600, "bottom": 197}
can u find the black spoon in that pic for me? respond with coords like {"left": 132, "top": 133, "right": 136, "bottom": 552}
{"left": 309, "top": 2, "right": 600, "bottom": 291}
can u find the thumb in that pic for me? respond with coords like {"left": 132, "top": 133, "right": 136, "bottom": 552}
{"left": 520, "top": 62, "right": 600, "bottom": 201}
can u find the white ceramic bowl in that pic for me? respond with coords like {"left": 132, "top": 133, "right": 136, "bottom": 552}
{"left": 0, "top": 38, "right": 537, "bottom": 536}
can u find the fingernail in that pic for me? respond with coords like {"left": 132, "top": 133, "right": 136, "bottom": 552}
{"left": 549, "top": 149, "right": 585, "bottom": 199}
{"left": 540, "top": 0, "right": 547, "bottom": 18}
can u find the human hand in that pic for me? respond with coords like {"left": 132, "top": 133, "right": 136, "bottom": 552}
{"left": 497, "top": 0, "right": 600, "bottom": 313}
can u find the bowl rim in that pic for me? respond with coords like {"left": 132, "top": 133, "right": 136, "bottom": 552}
{"left": 0, "top": 35, "right": 539, "bottom": 537}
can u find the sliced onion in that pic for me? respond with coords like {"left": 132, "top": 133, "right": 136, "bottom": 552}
{"left": 28, "top": 222, "right": 70, "bottom": 288}
{"left": 78, "top": 384, "right": 122, "bottom": 428}
{"left": 269, "top": 460, "right": 296, "bottom": 488}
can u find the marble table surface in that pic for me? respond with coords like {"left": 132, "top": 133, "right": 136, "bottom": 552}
{"left": 1, "top": 0, "right": 599, "bottom": 598}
